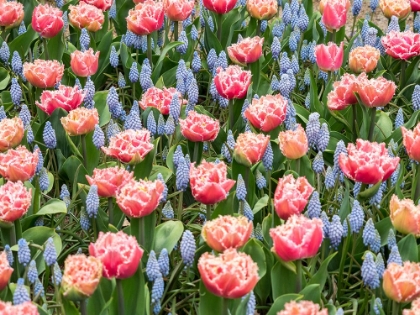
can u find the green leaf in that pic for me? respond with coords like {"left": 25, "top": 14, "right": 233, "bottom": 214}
{"left": 242, "top": 239, "right": 266, "bottom": 278}
{"left": 94, "top": 91, "right": 111, "bottom": 127}
{"left": 134, "top": 138, "right": 159, "bottom": 179}
{"left": 92, "top": 31, "right": 113, "bottom": 86}
{"left": 358, "top": 181, "right": 382, "bottom": 200}
{"left": 253, "top": 195, "right": 269, "bottom": 214}
{"left": 151, "top": 41, "right": 182, "bottom": 82}
{"left": 299, "top": 284, "right": 321, "bottom": 303}
{"left": 87, "top": 277, "right": 115, "bottom": 314}
{"left": 8, "top": 25, "right": 38, "bottom": 57}
{"left": 59, "top": 156, "right": 88, "bottom": 186}
{"left": 153, "top": 221, "right": 184, "bottom": 254}
{"left": 199, "top": 281, "right": 223, "bottom": 315}
{"left": 373, "top": 111, "right": 393, "bottom": 142}
{"left": 267, "top": 294, "right": 302, "bottom": 315}
{"left": 398, "top": 234, "right": 419, "bottom": 262}
{"left": 308, "top": 252, "right": 337, "bottom": 290}
{"left": 36, "top": 199, "right": 67, "bottom": 216}
{"left": 0, "top": 67, "right": 10, "bottom": 90}
{"left": 85, "top": 131, "right": 100, "bottom": 174}
{"left": 271, "top": 261, "right": 298, "bottom": 299}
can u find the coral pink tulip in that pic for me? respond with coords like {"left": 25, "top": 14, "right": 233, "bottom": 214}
{"left": 402, "top": 122, "right": 420, "bottom": 162}
{"left": 270, "top": 215, "right": 323, "bottom": 261}
{"left": 390, "top": 195, "right": 420, "bottom": 237}
{"left": 383, "top": 262, "right": 420, "bottom": 302}
{"left": 126, "top": 1, "right": 164, "bottom": 36}
{"left": 247, "top": 0, "right": 278, "bottom": 20}
{"left": 81, "top": 0, "right": 113, "bottom": 11}
{"left": 198, "top": 249, "right": 259, "bottom": 299}
{"left": 32, "top": 4, "right": 63, "bottom": 38}
{"left": 327, "top": 73, "right": 358, "bottom": 110}
{"left": 179, "top": 111, "right": 220, "bottom": 142}
{"left": 321, "top": 0, "right": 349, "bottom": 30}
{"left": 278, "top": 301, "right": 328, "bottom": 315}
{"left": 70, "top": 49, "right": 100, "bottom": 77}
{"left": 0, "top": 146, "right": 38, "bottom": 182}
{"left": 0, "top": 181, "right": 32, "bottom": 225}
{"left": 278, "top": 124, "right": 309, "bottom": 160}
{"left": 227, "top": 36, "right": 264, "bottom": 66}
{"left": 0, "top": 0, "right": 24, "bottom": 28}
{"left": 0, "top": 252, "right": 13, "bottom": 291}
{"left": 61, "top": 108, "right": 99, "bottom": 136}
{"left": 314, "top": 42, "right": 344, "bottom": 72}
{"left": 214, "top": 65, "right": 252, "bottom": 100}
{"left": 164, "top": 0, "right": 194, "bottom": 21}
{"left": 233, "top": 132, "right": 270, "bottom": 167}
{"left": 349, "top": 46, "right": 380, "bottom": 73}
{"left": 23, "top": 59, "right": 64, "bottom": 89}
{"left": 86, "top": 167, "right": 134, "bottom": 198}
{"left": 0, "top": 117, "right": 24, "bottom": 152}
{"left": 380, "top": 0, "right": 411, "bottom": 18}
{"left": 203, "top": 0, "right": 237, "bottom": 14}
{"left": 36, "top": 85, "right": 85, "bottom": 115}
{"left": 381, "top": 31, "right": 420, "bottom": 60}
{"left": 356, "top": 73, "right": 396, "bottom": 108}
{"left": 69, "top": 2, "right": 105, "bottom": 32}
{"left": 139, "top": 87, "right": 185, "bottom": 115}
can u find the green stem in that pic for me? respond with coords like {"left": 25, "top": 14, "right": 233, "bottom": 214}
{"left": 117, "top": 279, "right": 125, "bottom": 315}
{"left": 228, "top": 99, "right": 234, "bottom": 131}
{"left": 147, "top": 34, "right": 153, "bottom": 69}
{"left": 174, "top": 21, "right": 179, "bottom": 41}
{"left": 331, "top": 29, "right": 336, "bottom": 43}
{"left": 91, "top": 217, "right": 98, "bottom": 241}
{"left": 80, "top": 300, "right": 87, "bottom": 315}
{"left": 193, "top": 141, "right": 199, "bottom": 164}
{"left": 217, "top": 14, "right": 223, "bottom": 42}
{"left": 295, "top": 260, "right": 302, "bottom": 293}
{"left": 206, "top": 204, "right": 212, "bottom": 221}
{"left": 240, "top": 200, "right": 244, "bottom": 215}
{"left": 81, "top": 134, "right": 88, "bottom": 170}
{"left": 337, "top": 231, "right": 352, "bottom": 298}
{"left": 392, "top": 301, "right": 399, "bottom": 315}
{"left": 268, "top": 170, "right": 275, "bottom": 228}
{"left": 222, "top": 298, "right": 229, "bottom": 315}
{"left": 367, "top": 107, "right": 376, "bottom": 142}
{"left": 352, "top": 104, "right": 358, "bottom": 142}
{"left": 400, "top": 61, "right": 406, "bottom": 88}
{"left": 9, "top": 224, "right": 16, "bottom": 247}
{"left": 43, "top": 37, "right": 49, "bottom": 60}
{"left": 139, "top": 216, "right": 146, "bottom": 249}
{"left": 256, "top": 19, "right": 262, "bottom": 36}
{"left": 177, "top": 191, "right": 184, "bottom": 221}
{"left": 296, "top": 157, "right": 301, "bottom": 175}
{"left": 108, "top": 197, "right": 114, "bottom": 227}
{"left": 350, "top": 16, "right": 357, "bottom": 38}
{"left": 415, "top": 163, "right": 420, "bottom": 203}
{"left": 33, "top": 176, "right": 41, "bottom": 214}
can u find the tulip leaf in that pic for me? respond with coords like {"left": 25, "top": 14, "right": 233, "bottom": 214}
{"left": 153, "top": 220, "right": 184, "bottom": 255}
{"left": 36, "top": 199, "right": 67, "bottom": 216}
{"left": 87, "top": 278, "right": 116, "bottom": 314}
{"left": 8, "top": 25, "right": 38, "bottom": 58}
{"left": 308, "top": 252, "right": 337, "bottom": 290}
{"left": 375, "top": 217, "right": 392, "bottom": 246}
{"left": 61, "top": 299, "right": 79, "bottom": 315}
{"left": 0, "top": 67, "right": 10, "bottom": 90}
{"left": 242, "top": 239, "right": 267, "bottom": 278}
{"left": 84, "top": 131, "right": 100, "bottom": 174}
{"left": 358, "top": 181, "right": 382, "bottom": 200}
{"left": 212, "top": 191, "right": 235, "bottom": 218}
{"left": 398, "top": 234, "right": 419, "bottom": 262}
{"left": 309, "top": 68, "right": 324, "bottom": 118}
{"left": 299, "top": 284, "right": 321, "bottom": 304}
{"left": 149, "top": 165, "right": 173, "bottom": 182}
{"left": 152, "top": 41, "right": 182, "bottom": 82}
{"left": 59, "top": 156, "right": 89, "bottom": 186}
{"left": 267, "top": 294, "right": 302, "bottom": 315}
{"left": 199, "top": 281, "right": 224, "bottom": 315}
{"left": 271, "top": 261, "right": 298, "bottom": 299}
{"left": 94, "top": 91, "right": 111, "bottom": 127}
{"left": 92, "top": 30, "right": 113, "bottom": 87}
{"left": 134, "top": 138, "right": 159, "bottom": 180}
{"left": 253, "top": 194, "right": 269, "bottom": 215}
{"left": 373, "top": 111, "right": 393, "bottom": 143}
{"left": 255, "top": 246, "right": 275, "bottom": 302}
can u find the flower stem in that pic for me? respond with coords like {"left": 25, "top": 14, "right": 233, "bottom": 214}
{"left": 147, "top": 34, "right": 153, "bottom": 69}
{"left": 177, "top": 191, "right": 184, "bottom": 221}
{"left": 193, "top": 141, "right": 199, "bottom": 164}
{"left": 222, "top": 298, "right": 229, "bottom": 315}
{"left": 337, "top": 231, "right": 352, "bottom": 298}
{"left": 392, "top": 301, "right": 399, "bottom": 315}
{"left": 400, "top": 61, "right": 406, "bottom": 88}
{"left": 81, "top": 134, "right": 88, "bottom": 170}
{"left": 295, "top": 259, "right": 302, "bottom": 293}
{"left": 33, "top": 176, "right": 41, "bottom": 214}
{"left": 217, "top": 14, "right": 223, "bottom": 42}
{"left": 108, "top": 197, "right": 114, "bottom": 227}
{"left": 414, "top": 163, "right": 420, "bottom": 203}
{"left": 174, "top": 21, "right": 179, "bottom": 41}
{"left": 352, "top": 104, "right": 358, "bottom": 142}
{"left": 228, "top": 99, "right": 234, "bottom": 131}
{"left": 117, "top": 279, "right": 125, "bottom": 315}
{"left": 296, "top": 157, "right": 301, "bottom": 174}
{"left": 367, "top": 107, "right": 376, "bottom": 142}
{"left": 43, "top": 37, "right": 49, "bottom": 60}
{"left": 267, "top": 170, "right": 275, "bottom": 228}
{"left": 140, "top": 216, "right": 146, "bottom": 249}
{"left": 80, "top": 300, "right": 87, "bottom": 315}
{"left": 9, "top": 224, "right": 16, "bottom": 247}
{"left": 206, "top": 204, "right": 212, "bottom": 221}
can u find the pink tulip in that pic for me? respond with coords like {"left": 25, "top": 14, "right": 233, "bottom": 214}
{"left": 322, "top": 0, "right": 349, "bottom": 30}
{"left": 32, "top": 4, "right": 64, "bottom": 38}
{"left": 314, "top": 42, "right": 344, "bottom": 72}
{"left": 227, "top": 36, "right": 264, "bottom": 65}
{"left": 179, "top": 111, "right": 220, "bottom": 142}
{"left": 36, "top": 85, "right": 85, "bottom": 115}
{"left": 214, "top": 65, "right": 252, "bottom": 100}
{"left": 402, "top": 122, "right": 420, "bottom": 161}
{"left": 70, "top": 49, "right": 100, "bottom": 77}
{"left": 233, "top": 132, "right": 270, "bottom": 167}
{"left": 381, "top": 31, "right": 420, "bottom": 60}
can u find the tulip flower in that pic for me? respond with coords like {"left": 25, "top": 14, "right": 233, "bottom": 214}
{"left": 69, "top": 2, "right": 105, "bottom": 32}
{"left": 32, "top": 4, "right": 63, "bottom": 38}
{"left": 404, "top": 298, "right": 420, "bottom": 314}
{"left": 202, "top": 216, "right": 252, "bottom": 252}
{"left": 198, "top": 249, "right": 259, "bottom": 299}
{"left": 278, "top": 124, "right": 309, "bottom": 160}
{"left": 227, "top": 36, "right": 264, "bottom": 66}
{"left": 116, "top": 179, "right": 164, "bottom": 218}
{"left": 326, "top": 73, "right": 358, "bottom": 110}
{"left": 380, "top": 0, "right": 411, "bottom": 19}
{"left": 383, "top": 262, "right": 420, "bottom": 302}
{"left": 203, "top": 0, "right": 237, "bottom": 14}
{"left": 0, "top": 181, "right": 32, "bottom": 225}
{"left": 139, "top": 87, "right": 185, "bottom": 115}
{"left": 270, "top": 215, "right": 324, "bottom": 261}
{"left": 278, "top": 300, "right": 328, "bottom": 315}
{"left": 233, "top": 132, "right": 270, "bottom": 167}
{"left": 381, "top": 31, "right": 420, "bottom": 60}
{"left": 390, "top": 195, "right": 420, "bottom": 237}
{"left": 214, "top": 65, "right": 252, "bottom": 100}
{"left": 274, "top": 174, "right": 314, "bottom": 220}
{"left": 0, "top": 146, "right": 38, "bottom": 182}
{"left": 189, "top": 161, "right": 235, "bottom": 205}
{"left": 314, "top": 42, "right": 344, "bottom": 72}
{"left": 126, "top": 0, "right": 164, "bottom": 36}
{"left": 81, "top": 0, "right": 113, "bottom": 11}
{"left": 86, "top": 167, "right": 134, "bottom": 198}
{"left": 101, "top": 129, "right": 154, "bottom": 164}
{"left": 0, "top": 0, "right": 24, "bottom": 28}
{"left": 356, "top": 73, "right": 396, "bottom": 108}
{"left": 349, "top": 46, "right": 381, "bottom": 73}
{"left": 246, "top": 0, "right": 278, "bottom": 20}
{"left": 0, "top": 301, "right": 39, "bottom": 314}
{"left": 0, "top": 117, "right": 24, "bottom": 152}
{"left": 321, "top": 0, "right": 349, "bottom": 30}
{"left": 402, "top": 122, "right": 420, "bottom": 162}
{"left": 244, "top": 94, "right": 287, "bottom": 132}
{"left": 23, "top": 59, "right": 64, "bottom": 88}
{"left": 36, "top": 85, "right": 85, "bottom": 115}
{"left": 61, "top": 108, "right": 99, "bottom": 136}
{"left": 411, "top": 0, "right": 420, "bottom": 11}
{"left": 339, "top": 139, "right": 400, "bottom": 184}
{"left": 0, "top": 252, "right": 13, "bottom": 291}
{"left": 163, "top": 0, "right": 194, "bottom": 21}
{"left": 179, "top": 111, "right": 220, "bottom": 142}
{"left": 89, "top": 231, "right": 143, "bottom": 279}
{"left": 70, "top": 49, "right": 100, "bottom": 77}
{"left": 62, "top": 254, "right": 102, "bottom": 301}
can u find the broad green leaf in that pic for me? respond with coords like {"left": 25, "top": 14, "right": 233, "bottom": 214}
{"left": 267, "top": 294, "right": 302, "bottom": 315}
{"left": 0, "top": 67, "right": 10, "bottom": 90}
{"left": 199, "top": 281, "right": 224, "bottom": 315}
{"left": 153, "top": 221, "right": 184, "bottom": 254}
{"left": 398, "top": 234, "right": 419, "bottom": 262}
{"left": 242, "top": 239, "right": 267, "bottom": 278}
{"left": 36, "top": 199, "right": 67, "bottom": 216}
